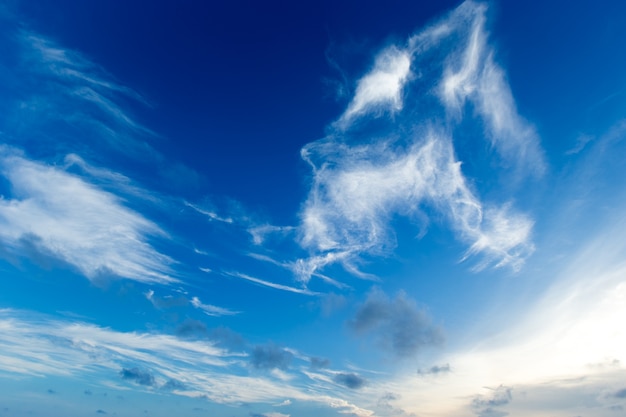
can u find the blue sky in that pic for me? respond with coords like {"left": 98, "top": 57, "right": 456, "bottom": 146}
{"left": 1, "top": 1, "right": 626, "bottom": 416}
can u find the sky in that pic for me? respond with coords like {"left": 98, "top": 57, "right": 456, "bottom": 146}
{"left": 0, "top": 0, "right": 626, "bottom": 416}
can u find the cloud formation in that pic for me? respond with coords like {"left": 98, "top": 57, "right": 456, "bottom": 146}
{"left": 0, "top": 149, "right": 175, "bottom": 284}
{"left": 333, "top": 372, "right": 367, "bottom": 390}
{"left": 349, "top": 288, "right": 443, "bottom": 358}
{"left": 425, "top": 2, "right": 545, "bottom": 176}
{"left": 471, "top": 385, "right": 512, "bottom": 417}
{"left": 224, "top": 271, "right": 319, "bottom": 296}
{"left": 145, "top": 290, "right": 188, "bottom": 309}
{"left": 120, "top": 367, "right": 156, "bottom": 387}
{"left": 161, "top": 378, "right": 186, "bottom": 391}
{"left": 0, "top": 309, "right": 373, "bottom": 416}
{"left": 250, "top": 344, "right": 294, "bottom": 371}
{"left": 295, "top": 0, "right": 540, "bottom": 283}
{"left": 418, "top": 363, "right": 451, "bottom": 375}
{"left": 338, "top": 46, "right": 412, "bottom": 126}
{"left": 309, "top": 357, "right": 330, "bottom": 369}
{"left": 190, "top": 296, "right": 239, "bottom": 317}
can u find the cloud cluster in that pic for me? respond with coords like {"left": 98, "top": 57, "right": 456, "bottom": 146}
{"left": 337, "top": 46, "right": 412, "bottom": 126}
{"left": 250, "top": 344, "right": 294, "bottom": 371}
{"left": 295, "top": 0, "right": 541, "bottom": 282}
{"left": 349, "top": 288, "right": 443, "bottom": 358}
{"left": 471, "top": 385, "right": 512, "bottom": 417}
{"left": 0, "top": 149, "right": 175, "bottom": 284}
{"left": 418, "top": 363, "right": 451, "bottom": 375}
{"left": 120, "top": 367, "right": 156, "bottom": 387}
{"left": 0, "top": 309, "right": 373, "bottom": 416}
{"left": 333, "top": 372, "right": 367, "bottom": 390}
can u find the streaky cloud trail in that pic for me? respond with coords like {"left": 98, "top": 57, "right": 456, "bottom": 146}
{"left": 0, "top": 148, "right": 176, "bottom": 284}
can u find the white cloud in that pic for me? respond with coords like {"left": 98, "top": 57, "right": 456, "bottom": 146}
{"left": 184, "top": 201, "right": 234, "bottom": 224}
{"left": 298, "top": 130, "right": 534, "bottom": 281}
{"left": 190, "top": 296, "right": 239, "bottom": 317}
{"left": 292, "top": 1, "right": 542, "bottom": 282}
{"left": 248, "top": 224, "right": 295, "bottom": 245}
{"left": 0, "top": 309, "right": 374, "bottom": 415}
{"left": 222, "top": 271, "right": 320, "bottom": 296}
{"left": 0, "top": 309, "right": 230, "bottom": 380}
{"left": 434, "top": 2, "right": 544, "bottom": 175}
{"left": 0, "top": 149, "right": 175, "bottom": 284}
{"left": 338, "top": 46, "right": 412, "bottom": 126}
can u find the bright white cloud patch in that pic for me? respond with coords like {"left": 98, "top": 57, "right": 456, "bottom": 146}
{"left": 338, "top": 46, "right": 412, "bottom": 126}
{"left": 0, "top": 149, "right": 175, "bottom": 284}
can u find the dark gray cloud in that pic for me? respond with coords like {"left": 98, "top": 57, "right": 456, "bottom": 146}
{"left": 120, "top": 367, "right": 156, "bottom": 387}
{"left": 471, "top": 385, "right": 512, "bottom": 417}
{"left": 161, "top": 378, "right": 186, "bottom": 391}
{"left": 175, "top": 319, "right": 209, "bottom": 339}
{"left": 175, "top": 320, "right": 245, "bottom": 351}
{"left": 349, "top": 288, "right": 444, "bottom": 357}
{"left": 250, "top": 343, "right": 293, "bottom": 370}
{"left": 333, "top": 372, "right": 367, "bottom": 389}
{"left": 418, "top": 363, "right": 451, "bottom": 375}
{"left": 309, "top": 356, "right": 331, "bottom": 369}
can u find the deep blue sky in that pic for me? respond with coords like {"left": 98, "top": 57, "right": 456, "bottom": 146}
{"left": 1, "top": 1, "right": 626, "bottom": 416}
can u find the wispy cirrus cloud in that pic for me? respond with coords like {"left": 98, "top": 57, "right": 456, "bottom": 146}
{"left": 191, "top": 296, "right": 240, "bottom": 317}
{"left": 12, "top": 32, "right": 156, "bottom": 151}
{"left": 423, "top": 1, "right": 545, "bottom": 176}
{"left": 293, "top": 1, "right": 540, "bottom": 283}
{"left": 0, "top": 148, "right": 175, "bottom": 284}
{"left": 223, "top": 271, "right": 320, "bottom": 296}
{"left": 120, "top": 367, "right": 157, "bottom": 387}
{"left": 184, "top": 201, "right": 234, "bottom": 224}
{"left": 0, "top": 309, "right": 373, "bottom": 416}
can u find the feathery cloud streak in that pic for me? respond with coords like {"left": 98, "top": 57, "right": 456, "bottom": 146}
{"left": 0, "top": 310, "right": 373, "bottom": 416}
{"left": 0, "top": 149, "right": 175, "bottom": 284}
{"left": 10, "top": 32, "right": 155, "bottom": 152}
